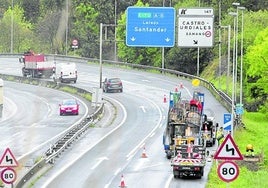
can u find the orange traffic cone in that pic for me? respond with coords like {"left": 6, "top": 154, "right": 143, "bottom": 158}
{"left": 119, "top": 174, "right": 127, "bottom": 188}
{"left": 163, "top": 94, "right": 167, "bottom": 103}
{"left": 180, "top": 82, "right": 184, "bottom": 89}
{"left": 141, "top": 146, "right": 148, "bottom": 158}
{"left": 187, "top": 143, "right": 193, "bottom": 159}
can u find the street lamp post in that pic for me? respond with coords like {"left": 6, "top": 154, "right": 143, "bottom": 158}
{"left": 229, "top": 12, "right": 237, "bottom": 136}
{"left": 218, "top": 0, "right": 222, "bottom": 89}
{"left": 11, "top": 0, "right": 14, "bottom": 53}
{"left": 221, "top": 25, "right": 231, "bottom": 93}
{"left": 65, "top": 0, "right": 69, "bottom": 56}
{"left": 238, "top": 6, "right": 246, "bottom": 106}
{"left": 114, "top": 0, "right": 117, "bottom": 61}
{"left": 232, "top": 2, "right": 240, "bottom": 103}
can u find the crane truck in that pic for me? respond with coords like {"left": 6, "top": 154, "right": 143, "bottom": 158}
{"left": 19, "top": 50, "right": 55, "bottom": 78}
{"left": 163, "top": 91, "right": 204, "bottom": 158}
{"left": 163, "top": 90, "right": 207, "bottom": 178}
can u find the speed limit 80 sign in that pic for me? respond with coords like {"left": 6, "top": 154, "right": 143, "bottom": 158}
{"left": 217, "top": 161, "right": 239, "bottom": 182}
{"left": 1, "top": 167, "right": 17, "bottom": 184}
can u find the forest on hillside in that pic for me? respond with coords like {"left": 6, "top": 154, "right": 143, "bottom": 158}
{"left": 0, "top": 0, "right": 267, "bottom": 114}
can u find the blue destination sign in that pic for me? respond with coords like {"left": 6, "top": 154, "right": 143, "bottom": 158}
{"left": 126, "top": 7, "right": 175, "bottom": 47}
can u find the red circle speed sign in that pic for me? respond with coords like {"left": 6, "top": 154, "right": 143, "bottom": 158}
{"left": 72, "top": 39, "right": 78, "bottom": 46}
{"left": 217, "top": 161, "right": 239, "bottom": 182}
{"left": 1, "top": 167, "right": 17, "bottom": 184}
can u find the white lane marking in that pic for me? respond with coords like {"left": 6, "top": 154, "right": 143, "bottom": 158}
{"left": 104, "top": 168, "right": 122, "bottom": 188}
{"left": 90, "top": 157, "right": 109, "bottom": 170}
{"left": 0, "top": 97, "right": 17, "bottom": 121}
{"left": 140, "top": 106, "right": 146, "bottom": 113}
{"left": 164, "top": 174, "right": 173, "bottom": 188}
{"left": 41, "top": 97, "right": 127, "bottom": 188}
{"left": 17, "top": 95, "right": 89, "bottom": 160}
{"left": 126, "top": 95, "right": 163, "bottom": 161}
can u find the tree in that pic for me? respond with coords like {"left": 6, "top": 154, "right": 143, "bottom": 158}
{"left": 0, "top": 5, "right": 35, "bottom": 53}
{"left": 244, "top": 27, "right": 268, "bottom": 112}
{"left": 71, "top": 1, "right": 99, "bottom": 57}
{"left": 36, "top": 11, "right": 62, "bottom": 53}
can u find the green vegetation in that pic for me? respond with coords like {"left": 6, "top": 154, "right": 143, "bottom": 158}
{"left": 206, "top": 112, "right": 268, "bottom": 188}
{"left": 0, "top": 0, "right": 267, "bottom": 186}
{"left": 59, "top": 86, "right": 77, "bottom": 94}
{"left": 0, "top": 0, "right": 267, "bottom": 113}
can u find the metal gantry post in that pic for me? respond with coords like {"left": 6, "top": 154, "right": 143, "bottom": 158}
{"left": 99, "top": 23, "right": 103, "bottom": 89}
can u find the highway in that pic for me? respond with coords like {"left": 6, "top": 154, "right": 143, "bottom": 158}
{"left": 0, "top": 58, "right": 228, "bottom": 188}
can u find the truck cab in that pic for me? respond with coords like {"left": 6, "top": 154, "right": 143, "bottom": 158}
{"left": 201, "top": 116, "right": 218, "bottom": 147}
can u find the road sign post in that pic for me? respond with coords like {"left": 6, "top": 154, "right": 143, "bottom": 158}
{"left": 214, "top": 134, "right": 243, "bottom": 160}
{"left": 0, "top": 148, "right": 19, "bottom": 168}
{"left": 178, "top": 8, "right": 214, "bottom": 47}
{"left": 1, "top": 167, "right": 17, "bottom": 185}
{"left": 126, "top": 7, "right": 175, "bottom": 47}
{"left": 217, "top": 161, "right": 239, "bottom": 183}
{"left": 223, "top": 113, "right": 232, "bottom": 132}
{"left": 72, "top": 39, "right": 78, "bottom": 49}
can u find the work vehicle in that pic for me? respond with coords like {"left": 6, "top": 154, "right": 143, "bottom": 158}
{"left": 102, "top": 78, "right": 123, "bottom": 93}
{"left": 171, "top": 143, "right": 206, "bottom": 178}
{"left": 19, "top": 50, "right": 54, "bottom": 78}
{"left": 162, "top": 91, "right": 207, "bottom": 178}
{"left": 52, "top": 63, "right": 77, "bottom": 83}
{"left": 163, "top": 91, "right": 205, "bottom": 159}
{"left": 59, "top": 99, "right": 79, "bottom": 115}
{"left": 201, "top": 116, "right": 218, "bottom": 147}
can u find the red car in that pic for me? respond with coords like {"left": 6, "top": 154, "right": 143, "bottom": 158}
{"left": 59, "top": 99, "right": 79, "bottom": 115}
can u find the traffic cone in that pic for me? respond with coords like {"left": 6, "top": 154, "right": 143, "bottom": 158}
{"left": 141, "top": 146, "right": 148, "bottom": 158}
{"left": 187, "top": 143, "right": 193, "bottom": 159}
{"left": 179, "top": 82, "right": 183, "bottom": 89}
{"left": 119, "top": 174, "right": 127, "bottom": 188}
{"left": 163, "top": 94, "right": 167, "bottom": 103}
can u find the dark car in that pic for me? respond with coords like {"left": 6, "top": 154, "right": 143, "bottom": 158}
{"left": 102, "top": 78, "right": 123, "bottom": 93}
{"left": 59, "top": 99, "right": 79, "bottom": 115}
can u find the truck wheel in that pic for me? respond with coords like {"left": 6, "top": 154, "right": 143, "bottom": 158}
{"left": 166, "top": 152, "right": 172, "bottom": 159}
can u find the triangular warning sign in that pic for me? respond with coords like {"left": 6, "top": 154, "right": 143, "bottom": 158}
{"left": 0, "top": 148, "right": 19, "bottom": 167}
{"left": 214, "top": 134, "right": 243, "bottom": 160}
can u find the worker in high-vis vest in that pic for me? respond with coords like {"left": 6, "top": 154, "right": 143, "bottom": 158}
{"left": 245, "top": 144, "right": 255, "bottom": 157}
{"left": 216, "top": 127, "right": 224, "bottom": 146}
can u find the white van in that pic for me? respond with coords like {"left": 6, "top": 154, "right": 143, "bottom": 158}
{"left": 52, "top": 63, "right": 77, "bottom": 83}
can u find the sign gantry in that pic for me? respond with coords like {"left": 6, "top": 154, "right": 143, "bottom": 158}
{"left": 178, "top": 8, "right": 214, "bottom": 47}
{"left": 126, "top": 7, "right": 175, "bottom": 47}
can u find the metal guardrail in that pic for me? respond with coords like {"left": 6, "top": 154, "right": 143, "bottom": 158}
{"left": 45, "top": 54, "right": 232, "bottom": 111}
{"left": 0, "top": 53, "right": 233, "bottom": 112}
{"left": 0, "top": 73, "right": 104, "bottom": 188}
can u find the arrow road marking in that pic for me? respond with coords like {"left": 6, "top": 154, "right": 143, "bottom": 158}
{"left": 90, "top": 157, "right": 108, "bottom": 170}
